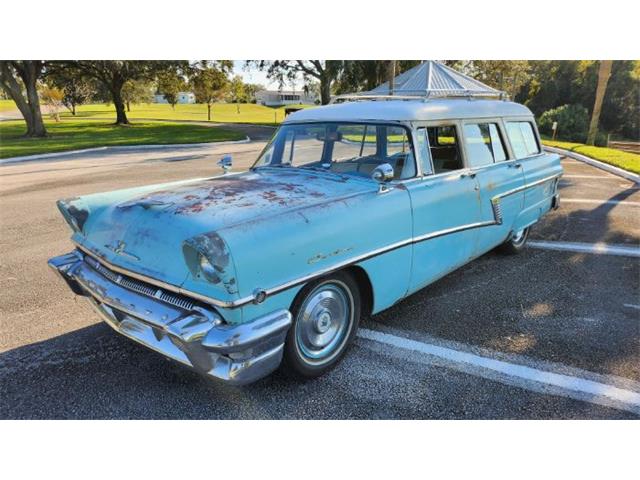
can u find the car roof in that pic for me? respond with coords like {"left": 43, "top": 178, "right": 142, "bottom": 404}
{"left": 283, "top": 99, "right": 533, "bottom": 124}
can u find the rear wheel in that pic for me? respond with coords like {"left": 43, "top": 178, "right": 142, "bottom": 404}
{"left": 497, "top": 227, "right": 530, "bottom": 254}
{"left": 281, "top": 271, "right": 361, "bottom": 379}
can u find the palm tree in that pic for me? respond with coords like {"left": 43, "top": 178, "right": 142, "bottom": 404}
{"left": 586, "top": 60, "right": 613, "bottom": 145}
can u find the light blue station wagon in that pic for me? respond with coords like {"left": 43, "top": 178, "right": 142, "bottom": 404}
{"left": 49, "top": 95, "right": 562, "bottom": 385}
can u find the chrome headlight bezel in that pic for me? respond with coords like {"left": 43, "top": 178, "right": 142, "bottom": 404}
{"left": 57, "top": 199, "right": 89, "bottom": 234}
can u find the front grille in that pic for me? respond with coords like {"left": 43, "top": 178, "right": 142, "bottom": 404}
{"left": 83, "top": 254, "right": 196, "bottom": 311}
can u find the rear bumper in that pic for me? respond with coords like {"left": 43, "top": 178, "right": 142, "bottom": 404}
{"left": 48, "top": 251, "right": 291, "bottom": 385}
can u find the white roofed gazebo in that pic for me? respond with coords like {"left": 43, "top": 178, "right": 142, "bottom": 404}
{"left": 334, "top": 61, "right": 506, "bottom": 102}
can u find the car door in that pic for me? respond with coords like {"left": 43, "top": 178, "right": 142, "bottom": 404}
{"left": 461, "top": 120, "right": 526, "bottom": 255}
{"left": 405, "top": 124, "right": 483, "bottom": 294}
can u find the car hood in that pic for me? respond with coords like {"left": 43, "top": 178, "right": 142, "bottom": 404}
{"left": 70, "top": 168, "right": 375, "bottom": 302}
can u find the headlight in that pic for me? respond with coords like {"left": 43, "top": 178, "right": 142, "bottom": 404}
{"left": 183, "top": 233, "right": 237, "bottom": 294}
{"left": 198, "top": 253, "right": 219, "bottom": 282}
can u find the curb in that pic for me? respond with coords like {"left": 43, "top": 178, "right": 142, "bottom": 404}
{"left": 0, "top": 136, "right": 251, "bottom": 165}
{"left": 544, "top": 145, "right": 640, "bottom": 184}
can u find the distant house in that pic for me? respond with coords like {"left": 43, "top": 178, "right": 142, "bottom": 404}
{"left": 154, "top": 91, "right": 196, "bottom": 104}
{"left": 255, "top": 90, "right": 317, "bottom": 107}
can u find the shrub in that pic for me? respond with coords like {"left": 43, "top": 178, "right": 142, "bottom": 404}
{"left": 538, "top": 104, "right": 589, "bottom": 143}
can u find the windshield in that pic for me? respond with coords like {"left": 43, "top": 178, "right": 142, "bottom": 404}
{"left": 253, "top": 122, "right": 416, "bottom": 180}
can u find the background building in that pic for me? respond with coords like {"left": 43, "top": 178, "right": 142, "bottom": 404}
{"left": 255, "top": 89, "right": 317, "bottom": 107}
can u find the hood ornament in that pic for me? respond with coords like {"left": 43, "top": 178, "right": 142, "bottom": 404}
{"left": 105, "top": 240, "right": 140, "bottom": 261}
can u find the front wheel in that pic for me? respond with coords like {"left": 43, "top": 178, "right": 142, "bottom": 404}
{"left": 281, "top": 271, "right": 361, "bottom": 379}
{"left": 497, "top": 227, "right": 530, "bottom": 254}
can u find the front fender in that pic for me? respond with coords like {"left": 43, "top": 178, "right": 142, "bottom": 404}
{"left": 225, "top": 184, "right": 413, "bottom": 322}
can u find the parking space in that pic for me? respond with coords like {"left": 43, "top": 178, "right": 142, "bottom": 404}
{"left": 1, "top": 150, "right": 638, "bottom": 419}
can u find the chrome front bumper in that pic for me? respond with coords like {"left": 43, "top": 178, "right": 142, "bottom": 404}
{"left": 48, "top": 251, "right": 291, "bottom": 385}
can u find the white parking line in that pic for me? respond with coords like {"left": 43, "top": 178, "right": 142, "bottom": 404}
{"left": 528, "top": 240, "right": 640, "bottom": 257}
{"left": 562, "top": 198, "right": 640, "bottom": 207}
{"left": 623, "top": 304, "right": 640, "bottom": 310}
{"left": 358, "top": 328, "right": 640, "bottom": 414}
{"left": 563, "top": 174, "right": 618, "bottom": 180}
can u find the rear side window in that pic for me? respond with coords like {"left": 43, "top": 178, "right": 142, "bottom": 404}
{"left": 506, "top": 122, "right": 540, "bottom": 158}
{"left": 463, "top": 123, "right": 507, "bottom": 167}
{"left": 427, "top": 125, "right": 463, "bottom": 173}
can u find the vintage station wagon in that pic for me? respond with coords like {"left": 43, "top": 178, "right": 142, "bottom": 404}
{"left": 49, "top": 76, "right": 563, "bottom": 385}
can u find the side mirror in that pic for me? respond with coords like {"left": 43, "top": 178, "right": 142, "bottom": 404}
{"left": 218, "top": 154, "right": 232, "bottom": 174}
{"left": 371, "top": 163, "right": 394, "bottom": 192}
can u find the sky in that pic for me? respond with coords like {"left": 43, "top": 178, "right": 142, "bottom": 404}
{"left": 232, "top": 61, "right": 304, "bottom": 91}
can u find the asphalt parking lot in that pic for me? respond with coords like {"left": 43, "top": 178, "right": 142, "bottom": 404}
{"left": 1, "top": 138, "right": 638, "bottom": 419}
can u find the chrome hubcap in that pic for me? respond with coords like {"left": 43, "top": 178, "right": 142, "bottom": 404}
{"left": 295, "top": 282, "right": 352, "bottom": 363}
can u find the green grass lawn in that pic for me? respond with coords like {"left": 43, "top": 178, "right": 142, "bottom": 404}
{"left": 542, "top": 139, "right": 640, "bottom": 175}
{"left": 61, "top": 102, "right": 314, "bottom": 125}
{"left": 0, "top": 119, "right": 245, "bottom": 159}
{"left": 0, "top": 99, "right": 17, "bottom": 112}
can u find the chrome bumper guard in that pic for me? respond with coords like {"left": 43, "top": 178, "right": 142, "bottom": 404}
{"left": 48, "top": 251, "right": 292, "bottom": 385}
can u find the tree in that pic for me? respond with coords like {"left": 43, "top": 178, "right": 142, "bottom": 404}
{"left": 335, "top": 61, "right": 421, "bottom": 94}
{"left": 190, "top": 61, "right": 231, "bottom": 121}
{"left": 387, "top": 61, "right": 396, "bottom": 94}
{"left": 538, "top": 104, "right": 589, "bottom": 142}
{"left": 0, "top": 61, "right": 47, "bottom": 137}
{"left": 229, "top": 75, "right": 246, "bottom": 113}
{"left": 55, "top": 61, "right": 186, "bottom": 125}
{"left": 47, "top": 69, "right": 95, "bottom": 115}
{"left": 244, "top": 83, "right": 265, "bottom": 103}
{"left": 519, "top": 60, "right": 638, "bottom": 141}
{"left": 470, "top": 60, "right": 530, "bottom": 98}
{"left": 39, "top": 85, "right": 64, "bottom": 122}
{"left": 586, "top": 60, "right": 613, "bottom": 145}
{"left": 121, "top": 79, "right": 154, "bottom": 111}
{"left": 157, "top": 70, "right": 185, "bottom": 109}
{"left": 255, "top": 61, "right": 344, "bottom": 105}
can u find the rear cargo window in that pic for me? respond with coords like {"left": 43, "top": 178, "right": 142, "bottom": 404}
{"left": 506, "top": 121, "right": 540, "bottom": 158}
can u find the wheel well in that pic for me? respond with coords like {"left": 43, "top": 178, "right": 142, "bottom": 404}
{"left": 344, "top": 266, "right": 373, "bottom": 317}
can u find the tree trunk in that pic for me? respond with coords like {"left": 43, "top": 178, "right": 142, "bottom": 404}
{"left": 586, "top": 60, "right": 613, "bottom": 145}
{"left": 236, "top": 102, "right": 240, "bottom": 114}
{"left": 72, "top": 103, "right": 76, "bottom": 116}
{"left": 24, "top": 66, "right": 47, "bottom": 137}
{"left": 207, "top": 103, "right": 211, "bottom": 121}
{"left": 126, "top": 101, "right": 131, "bottom": 112}
{"left": 111, "top": 82, "right": 129, "bottom": 125}
{"left": 387, "top": 61, "right": 396, "bottom": 95}
{"left": 320, "top": 79, "right": 331, "bottom": 105}
{"left": 0, "top": 61, "right": 47, "bottom": 137}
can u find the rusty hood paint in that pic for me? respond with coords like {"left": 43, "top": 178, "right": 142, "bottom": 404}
{"left": 68, "top": 168, "right": 376, "bottom": 303}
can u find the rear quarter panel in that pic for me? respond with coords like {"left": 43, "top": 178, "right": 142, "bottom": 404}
{"left": 517, "top": 152, "right": 563, "bottom": 229}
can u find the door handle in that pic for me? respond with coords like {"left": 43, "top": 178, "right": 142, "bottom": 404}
{"left": 509, "top": 162, "right": 522, "bottom": 169}
{"left": 460, "top": 171, "right": 476, "bottom": 179}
